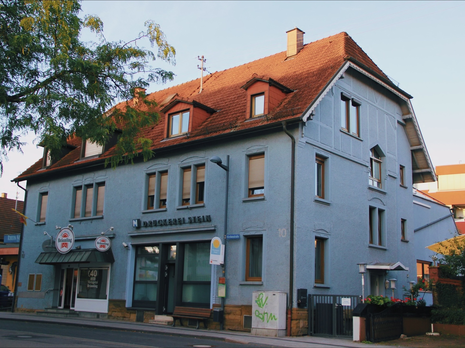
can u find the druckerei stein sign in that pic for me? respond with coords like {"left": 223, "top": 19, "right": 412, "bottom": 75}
{"left": 55, "top": 227, "right": 75, "bottom": 254}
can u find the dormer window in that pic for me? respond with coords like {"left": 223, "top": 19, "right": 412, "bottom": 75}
{"left": 162, "top": 99, "right": 215, "bottom": 139}
{"left": 42, "top": 148, "right": 52, "bottom": 168}
{"left": 242, "top": 77, "right": 293, "bottom": 119}
{"left": 169, "top": 110, "right": 190, "bottom": 137}
{"left": 83, "top": 139, "right": 103, "bottom": 158}
{"left": 251, "top": 93, "right": 265, "bottom": 117}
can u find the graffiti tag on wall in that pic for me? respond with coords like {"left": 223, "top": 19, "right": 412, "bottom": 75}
{"left": 254, "top": 292, "right": 277, "bottom": 323}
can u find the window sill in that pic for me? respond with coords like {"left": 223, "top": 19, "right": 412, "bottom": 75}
{"left": 142, "top": 208, "right": 167, "bottom": 214}
{"left": 314, "top": 197, "right": 330, "bottom": 206}
{"left": 70, "top": 215, "right": 104, "bottom": 222}
{"left": 245, "top": 115, "right": 267, "bottom": 122}
{"left": 35, "top": 222, "right": 46, "bottom": 226}
{"left": 314, "top": 284, "right": 330, "bottom": 289}
{"left": 242, "top": 196, "right": 265, "bottom": 203}
{"left": 368, "top": 185, "right": 387, "bottom": 194}
{"left": 239, "top": 281, "right": 263, "bottom": 286}
{"left": 177, "top": 203, "right": 205, "bottom": 210}
{"left": 340, "top": 129, "right": 362, "bottom": 141}
{"left": 162, "top": 133, "right": 188, "bottom": 142}
{"left": 401, "top": 239, "right": 409, "bottom": 243}
{"left": 400, "top": 184, "right": 408, "bottom": 189}
{"left": 369, "top": 244, "right": 387, "bottom": 250}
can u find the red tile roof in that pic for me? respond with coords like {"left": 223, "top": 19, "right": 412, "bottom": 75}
{"left": 0, "top": 197, "right": 24, "bottom": 241}
{"left": 15, "top": 32, "right": 401, "bottom": 181}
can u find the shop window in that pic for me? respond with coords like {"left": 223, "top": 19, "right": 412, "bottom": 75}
{"left": 340, "top": 94, "right": 360, "bottom": 137}
{"left": 251, "top": 93, "right": 265, "bottom": 117}
{"left": 369, "top": 206, "right": 385, "bottom": 247}
{"left": 38, "top": 192, "right": 48, "bottom": 223}
{"left": 133, "top": 246, "right": 160, "bottom": 307}
{"left": 315, "top": 155, "right": 326, "bottom": 199}
{"left": 27, "top": 273, "right": 42, "bottom": 291}
{"left": 245, "top": 236, "right": 263, "bottom": 281}
{"left": 169, "top": 111, "right": 190, "bottom": 137}
{"left": 180, "top": 164, "right": 205, "bottom": 207}
{"left": 77, "top": 268, "right": 108, "bottom": 299}
{"left": 369, "top": 147, "right": 383, "bottom": 188}
{"left": 72, "top": 182, "right": 105, "bottom": 218}
{"left": 248, "top": 154, "right": 265, "bottom": 198}
{"left": 147, "top": 171, "right": 168, "bottom": 210}
{"left": 182, "top": 242, "right": 210, "bottom": 306}
{"left": 315, "top": 238, "right": 325, "bottom": 284}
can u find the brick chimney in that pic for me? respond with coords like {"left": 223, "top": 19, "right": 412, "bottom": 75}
{"left": 1, "top": 192, "right": 7, "bottom": 198}
{"left": 286, "top": 28, "right": 305, "bottom": 57}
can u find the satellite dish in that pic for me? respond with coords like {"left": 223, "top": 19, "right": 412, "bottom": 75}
{"left": 42, "top": 239, "right": 54, "bottom": 252}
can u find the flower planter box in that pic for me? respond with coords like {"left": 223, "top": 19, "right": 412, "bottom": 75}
{"left": 434, "top": 323, "right": 465, "bottom": 336}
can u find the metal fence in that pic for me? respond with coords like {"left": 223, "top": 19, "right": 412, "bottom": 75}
{"left": 308, "top": 294, "right": 360, "bottom": 337}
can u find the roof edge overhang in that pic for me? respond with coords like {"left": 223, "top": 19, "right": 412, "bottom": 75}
{"left": 241, "top": 77, "right": 294, "bottom": 94}
{"left": 366, "top": 262, "right": 409, "bottom": 271}
{"left": 161, "top": 99, "right": 217, "bottom": 114}
{"left": 13, "top": 117, "right": 302, "bottom": 183}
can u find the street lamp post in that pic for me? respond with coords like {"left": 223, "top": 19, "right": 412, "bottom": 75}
{"left": 210, "top": 155, "right": 229, "bottom": 330}
{"left": 358, "top": 263, "right": 367, "bottom": 303}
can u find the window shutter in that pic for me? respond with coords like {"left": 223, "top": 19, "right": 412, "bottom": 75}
{"left": 182, "top": 168, "right": 191, "bottom": 201}
{"left": 249, "top": 155, "right": 264, "bottom": 189}
{"left": 160, "top": 172, "right": 168, "bottom": 200}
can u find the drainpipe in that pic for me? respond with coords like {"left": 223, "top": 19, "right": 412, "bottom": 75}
{"left": 12, "top": 182, "right": 27, "bottom": 313}
{"left": 282, "top": 121, "right": 295, "bottom": 336}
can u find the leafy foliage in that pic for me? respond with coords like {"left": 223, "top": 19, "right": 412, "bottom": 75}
{"left": 435, "top": 236, "right": 465, "bottom": 281}
{"left": 0, "top": 0, "right": 176, "bottom": 170}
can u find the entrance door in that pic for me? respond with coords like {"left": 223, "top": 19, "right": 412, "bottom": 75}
{"left": 162, "top": 244, "right": 176, "bottom": 314}
{"left": 58, "top": 268, "right": 77, "bottom": 309}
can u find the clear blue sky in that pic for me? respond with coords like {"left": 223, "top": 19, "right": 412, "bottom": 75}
{"left": 1, "top": 1, "right": 463, "bottom": 200}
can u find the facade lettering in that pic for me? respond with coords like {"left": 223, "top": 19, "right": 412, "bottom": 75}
{"left": 138, "top": 215, "right": 211, "bottom": 229}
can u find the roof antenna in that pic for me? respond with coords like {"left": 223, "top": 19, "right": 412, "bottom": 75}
{"left": 197, "top": 56, "right": 206, "bottom": 93}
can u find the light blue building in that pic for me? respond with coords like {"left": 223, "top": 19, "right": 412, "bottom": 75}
{"left": 14, "top": 29, "right": 446, "bottom": 335}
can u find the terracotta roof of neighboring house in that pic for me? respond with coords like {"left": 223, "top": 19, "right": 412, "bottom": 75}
{"left": 0, "top": 196, "right": 24, "bottom": 241}
{"left": 425, "top": 190, "right": 465, "bottom": 206}
{"left": 457, "top": 221, "right": 465, "bottom": 235}
{"left": 14, "top": 31, "right": 432, "bottom": 182}
{"left": 436, "top": 164, "right": 465, "bottom": 176}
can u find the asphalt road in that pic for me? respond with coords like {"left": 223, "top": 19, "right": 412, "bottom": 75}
{"left": 0, "top": 319, "right": 267, "bottom": 348}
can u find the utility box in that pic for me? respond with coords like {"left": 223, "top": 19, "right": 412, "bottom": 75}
{"left": 251, "top": 291, "right": 287, "bottom": 337}
{"left": 297, "top": 288, "right": 307, "bottom": 308}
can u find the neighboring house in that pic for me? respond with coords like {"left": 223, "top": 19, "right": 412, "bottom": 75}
{"left": 13, "top": 29, "right": 439, "bottom": 335}
{"left": 415, "top": 164, "right": 465, "bottom": 235}
{"left": 0, "top": 193, "right": 24, "bottom": 292}
{"left": 412, "top": 189, "right": 457, "bottom": 305}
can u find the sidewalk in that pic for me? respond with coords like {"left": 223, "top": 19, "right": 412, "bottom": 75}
{"left": 0, "top": 311, "right": 381, "bottom": 348}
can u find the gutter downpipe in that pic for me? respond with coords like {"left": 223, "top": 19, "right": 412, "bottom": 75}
{"left": 282, "top": 121, "right": 295, "bottom": 337}
{"left": 12, "top": 182, "right": 27, "bottom": 313}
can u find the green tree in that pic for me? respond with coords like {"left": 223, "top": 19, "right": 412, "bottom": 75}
{"left": 436, "top": 235, "right": 465, "bottom": 280}
{"left": 0, "top": 0, "right": 175, "bottom": 170}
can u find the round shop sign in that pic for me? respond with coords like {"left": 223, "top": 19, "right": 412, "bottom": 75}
{"left": 55, "top": 228, "right": 75, "bottom": 254}
{"left": 95, "top": 236, "right": 111, "bottom": 252}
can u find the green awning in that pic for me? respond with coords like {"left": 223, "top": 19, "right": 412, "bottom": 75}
{"left": 35, "top": 249, "right": 114, "bottom": 264}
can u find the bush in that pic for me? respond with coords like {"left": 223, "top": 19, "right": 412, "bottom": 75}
{"left": 431, "top": 307, "right": 465, "bottom": 325}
